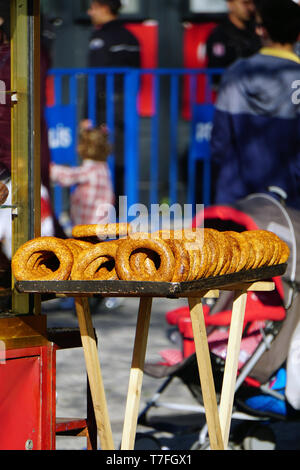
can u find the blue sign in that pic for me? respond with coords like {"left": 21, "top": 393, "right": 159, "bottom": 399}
{"left": 45, "top": 105, "right": 77, "bottom": 166}
{"left": 190, "top": 104, "right": 215, "bottom": 160}
{"left": 45, "top": 104, "right": 78, "bottom": 223}
{"left": 188, "top": 104, "right": 215, "bottom": 208}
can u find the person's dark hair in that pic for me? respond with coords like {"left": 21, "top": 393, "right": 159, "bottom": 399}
{"left": 254, "top": 0, "right": 300, "bottom": 44}
{"left": 94, "top": 0, "right": 122, "bottom": 15}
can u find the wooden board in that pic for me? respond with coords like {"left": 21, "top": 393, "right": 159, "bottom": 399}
{"left": 0, "top": 314, "right": 48, "bottom": 350}
{"left": 15, "top": 263, "right": 286, "bottom": 298}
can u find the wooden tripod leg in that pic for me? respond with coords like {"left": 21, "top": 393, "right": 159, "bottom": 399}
{"left": 74, "top": 296, "right": 114, "bottom": 450}
{"left": 188, "top": 297, "right": 224, "bottom": 450}
{"left": 121, "top": 297, "right": 153, "bottom": 450}
{"left": 219, "top": 289, "right": 248, "bottom": 448}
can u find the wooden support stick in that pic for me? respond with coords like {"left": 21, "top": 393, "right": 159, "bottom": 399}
{"left": 188, "top": 297, "right": 224, "bottom": 450}
{"left": 223, "top": 281, "right": 275, "bottom": 292}
{"left": 218, "top": 289, "right": 248, "bottom": 448}
{"left": 75, "top": 297, "right": 114, "bottom": 450}
{"left": 121, "top": 297, "right": 153, "bottom": 450}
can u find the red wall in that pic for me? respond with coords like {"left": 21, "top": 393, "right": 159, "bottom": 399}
{"left": 126, "top": 21, "right": 158, "bottom": 117}
{"left": 182, "top": 22, "right": 217, "bottom": 119}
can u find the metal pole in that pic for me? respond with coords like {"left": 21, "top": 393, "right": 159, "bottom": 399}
{"left": 11, "top": 0, "right": 41, "bottom": 314}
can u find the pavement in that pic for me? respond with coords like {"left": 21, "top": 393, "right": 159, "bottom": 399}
{"left": 43, "top": 295, "right": 300, "bottom": 452}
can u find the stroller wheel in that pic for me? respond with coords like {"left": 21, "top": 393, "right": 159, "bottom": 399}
{"left": 134, "top": 433, "right": 162, "bottom": 450}
{"left": 242, "top": 425, "right": 276, "bottom": 450}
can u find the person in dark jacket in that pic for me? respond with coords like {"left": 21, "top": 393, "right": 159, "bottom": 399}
{"left": 211, "top": 0, "right": 300, "bottom": 209}
{"left": 84, "top": 0, "right": 141, "bottom": 215}
{"left": 206, "top": 0, "right": 261, "bottom": 73}
{"left": 87, "top": 0, "right": 140, "bottom": 75}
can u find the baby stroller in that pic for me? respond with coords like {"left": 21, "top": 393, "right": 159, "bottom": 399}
{"left": 137, "top": 193, "right": 300, "bottom": 450}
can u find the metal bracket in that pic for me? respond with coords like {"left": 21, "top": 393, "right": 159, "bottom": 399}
{"left": 7, "top": 91, "right": 18, "bottom": 106}
{"left": 0, "top": 90, "right": 19, "bottom": 106}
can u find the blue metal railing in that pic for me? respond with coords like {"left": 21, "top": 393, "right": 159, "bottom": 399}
{"left": 47, "top": 67, "right": 223, "bottom": 217}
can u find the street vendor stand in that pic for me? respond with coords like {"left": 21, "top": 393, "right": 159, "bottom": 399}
{"left": 16, "top": 264, "right": 285, "bottom": 450}
{"left": 0, "top": 0, "right": 286, "bottom": 451}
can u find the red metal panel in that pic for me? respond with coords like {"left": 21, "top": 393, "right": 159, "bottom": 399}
{"left": 126, "top": 21, "right": 158, "bottom": 117}
{"left": 182, "top": 22, "right": 217, "bottom": 119}
{"left": 0, "top": 341, "right": 89, "bottom": 450}
{"left": 0, "top": 355, "right": 42, "bottom": 450}
{"left": 0, "top": 344, "right": 56, "bottom": 450}
{"left": 56, "top": 418, "right": 87, "bottom": 433}
{"left": 40, "top": 345, "right": 56, "bottom": 450}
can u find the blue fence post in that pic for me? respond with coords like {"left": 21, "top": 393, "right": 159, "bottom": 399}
{"left": 69, "top": 74, "right": 78, "bottom": 165}
{"left": 169, "top": 74, "right": 179, "bottom": 206}
{"left": 124, "top": 70, "right": 140, "bottom": 214}
{"left": 190, "top": 73, "right": 197, "bottom": 111}
{"left": 187, "top": 102, "right": 215, "bottom": 210}
{"left": 150, "top": 74, "right": 160, "bottom": 206}
{"left": 54, "top": 75, "right": 62, "bottom": 105}
{"left": 53, "top": 74, "right": 63, "bottom": 221}
{"left": 106, "top": 73, "right": 115, "bottom": 188}
{"left": 87, "top": 73, "right": 97, "bottom": 126}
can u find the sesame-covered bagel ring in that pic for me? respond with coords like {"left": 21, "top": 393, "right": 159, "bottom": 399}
{"left": 205, "top": 229, "right": 231, "bottom": 276}
{"left": 185, "top": 247, "right": 202, "bottom": 281}
{"left": 215, "top": 231, "right": 233, "bottom": 275}
{"left": 116, "top": 238, "right": 175, "bottom": 281}
{"left": 196, "top": 241, "right": 211, "bottom": 279}
{"left": 129, "top": 249, "right": 157, "bottom": 277}
{"left": 261, "top": 231, "right": 288, "bottom": 265}
{"left": 150, "top": 232, "right": 191, "bottom": 282}
{"left": 68, "top": 239, "right": 94, "bottom": 250}
{"left": 12, "top": 237, "right": 74, "bottom": 281}
{"left": 255, "top": 230, "right": 281, "bottom": 266}
{"left": 26, "top": 251, "right": 54, "bottom": 277}
{"left": 278, "top": 239, "right": 290, "bottom": 264}
{"left": 72, "top": 223, "right": 132, "bottom": 241}
{"left": 200, "top": 229, "right": 217, "bottom": 278}
{"left": 242, "top": 230, "right": 273, "bottom": 269}
{"left": 267, "top": 235, "right": 282, "bottom": 265}
{"left": 152, "top": 228, "right": 199, "bottom": 242}
{"left": 223, "top": 231, "right": 242, "bottom": 274}
{"left": 65, "top": 239, "right": 93, "bottom": 260}
{"left": 125, "top": 232, "right": 163, "bottom": 277}
{"left": 153, "top": 228, "right": 204, "bottom": 281}
{"left": 71, "top": 241, "right": 119, "bottom": 280}
{"left": 255, "top": 230, "right": 289, "bottom": 266}
{"left": 225, "top": 231, "right": 250, "bottom": 272}
{"left": 161, "top": 228, "right": 208, "bottom": 281}
{"left": 130, "top": 235, "right": 190, "bottom": 282}
{"left": 167, "top": 239, "right": 190, "bottom": 282}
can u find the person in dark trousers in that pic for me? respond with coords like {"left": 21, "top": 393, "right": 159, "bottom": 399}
{"left": 206, "top": 0, "right": 261, "bottom": 75}
{"left": 211, "top": 0, "right": 300, "bottom": 209}
{"left": 84, "top": 0, "right": 141, "bottom": 217}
